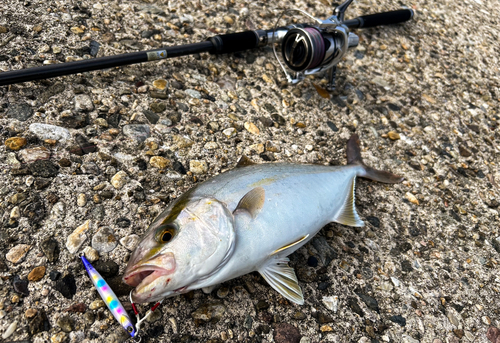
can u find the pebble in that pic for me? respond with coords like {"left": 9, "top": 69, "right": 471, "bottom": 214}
{"left": 405, "top": 192, "right": 419, "bottom": 205}
{"left": 389, "top": 315, "right": 407, "bottom": 326}
{"left": 2, "top": 321, "right": 17, "bottom": 339}
{"left": 150, "top": 102, "right": 166, "bottom": 113}
{"left": 224, "top": 15, "right": 234, "bottom": 25}
{"left": 120, "top": 234, "right": 140, "bottom": 251}
{"left": 29, "top": 123, "right": 71, "bottom": 142}
{"left": 223, "top": 127, "right": 237, "bottom": 138}
{"left": 274, "top": 323, "right": 302, "bottom": 343}
{"left": 111, "top": 171, "right": 129, "bottom": 189}
{"left": 66, "top": 220, "right": 91, "bottom": 254}
{"left": 204, "top": 142, "right": 218, "bottom": 150}
{"left": 150, "top": 156, "right": 171, "bottom": 169}
{"left": 10, "top": 206, "right": 20, "bottom": 219}
{"left": 6, "top": 244, "right": 31, "bottom": 264}
{"left": 320, "top": 325, "right": 333, "bottom": 332}
{"left": 56, "top": 315, "right": 74, "bottom": 332}
{"left": 173, "top": 135, "right": 194, "bottom": 149}
{"left": 89, "top": 300, "right": 105, "bottom": 310}
{"left": 144, "top": 110, "right": 160, "bottom": 124}
{"left": 93, "top": 259, "right": 119, "bottom": 278}
{"left": 7, "top": 103, "right": 33, "bottom": 121}
{"left": 447, "top": 312, "right": 460, "bottom": 326}
{"left": 29, "top": 310, "right": 50, "bottom": 335}
{"left": 92, "top": 227, "right": 118, "bottom": 253}
{"left": 54, "top": 273, "right": 77, "bottom": 299}
{"left": 28, "top": 266, "right": 46, "bottom": 281}
{"left": 19, "top": 147, "right": 51, "bottom": 163}
{"left": 185, "top": 89, "right": 202, "bottom": 99}
{"left": 153, "top": 79, "right": 167, "bottom": 90}
{"left": 13, "top": 275, "right": 29, "bottom": 295}
{"left": 28, "top": 159, "right": 59, "bottom": 177}
{"left": 487, "top": 327, "right": 500, "bottom": 342}
{"left": 51, "top": 332, "right": 67, "bottom": 343}
{"left": 244, "top": 122, "right": 260, "bottom": 135}
{"left": 26, "top": 308, "right": 38, "bottom": 318}
{"left": 77, "top": 193, "right": 87, "bottom": 207}
{"left": 191, "top": 302, "right": 226, "bottom": 323}
{"left": 41, "top": 237, "right": 60, "bottom": 262}
{"left": 5, "top": 137, "right": 27, "bottom": 151}
{"left": 83, "top": 246, "right": 99, "bottom": 262}
{"left": 190, "top": 160, "right": 208, "bottom": 174}
{"left": 387, "top": 131, "right": 400, "bottom": 140}
{"left": 123, "top": 124, "right": 150, "bottom": 143}
{"left": 322, "top": 296, "right": 339, "bottom": 313}
{"left": 74, "top": 94, "right": 93, "bottom": 112}
{"left": 147, "top": 308, "right": 162, "bottom": 323}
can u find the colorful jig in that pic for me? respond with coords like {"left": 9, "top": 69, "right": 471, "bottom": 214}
{"left": 81, "top": 256, "right": 137, "bottom": 337}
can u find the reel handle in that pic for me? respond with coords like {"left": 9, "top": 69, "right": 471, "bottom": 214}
{"left": 343, "top": 9, "right": 414, "bottom": 29}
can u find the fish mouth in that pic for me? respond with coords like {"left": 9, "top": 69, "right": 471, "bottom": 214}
{"left": 123, "top": 252, "right": 176, "bottom": 292}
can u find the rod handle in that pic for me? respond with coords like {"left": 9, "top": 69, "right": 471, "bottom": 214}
{"left": 343, "top": 9, "right": 414, "bottom": 29}
{"left": 209, "top": 31, "right": 260, "bottom": 54}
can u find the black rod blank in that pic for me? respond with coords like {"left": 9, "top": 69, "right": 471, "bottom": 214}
{"left": 0, "top": 41, "right": 214, "bottom": 86}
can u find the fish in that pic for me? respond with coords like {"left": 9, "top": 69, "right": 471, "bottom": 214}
{"left": 81, "top": 256, "right": 136, "bottom": 337}
{"left": 123, "top": 134, "right": 403, "bottom": 305}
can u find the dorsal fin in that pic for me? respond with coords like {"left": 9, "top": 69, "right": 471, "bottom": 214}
{"left": 233, "top": 187, "right": 265, "bottom": 218}
{"left": 235, "top": 156, "right": 256, "bottom": 168}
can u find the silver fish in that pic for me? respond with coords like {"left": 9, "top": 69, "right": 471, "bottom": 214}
{"left": 123, "top": 134, "right": 402, "bottom": 304}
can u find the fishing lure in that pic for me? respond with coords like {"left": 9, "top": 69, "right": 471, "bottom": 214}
{"left": 81, "top": 256, "right": 137, "bottom": 337}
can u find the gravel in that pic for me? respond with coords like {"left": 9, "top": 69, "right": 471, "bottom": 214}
{"left": 1, "top": 0, "right": 500, "bottom": 342}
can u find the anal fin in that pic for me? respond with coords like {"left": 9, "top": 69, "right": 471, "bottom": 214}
{"left": 258, "top": 257, "right": 304, "bottom": 305}
{"left": 333, "top": 177, "right": 364, "bottom": 227}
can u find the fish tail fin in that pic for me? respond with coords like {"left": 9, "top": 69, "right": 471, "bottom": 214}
{"left": 347, "top": 134, "right": 404, "bottom": 184}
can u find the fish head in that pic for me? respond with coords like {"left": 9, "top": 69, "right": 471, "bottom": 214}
{"left": 123, "top": 196, "right": 235, "bottom": 303}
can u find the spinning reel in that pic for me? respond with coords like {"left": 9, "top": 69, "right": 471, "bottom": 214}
{"left": 271, "top": 0, "right": 411, "bottom": 90}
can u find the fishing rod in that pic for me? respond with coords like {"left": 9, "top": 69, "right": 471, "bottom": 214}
{"left": 0, "top": 0, "right": 414, "bottom": 90}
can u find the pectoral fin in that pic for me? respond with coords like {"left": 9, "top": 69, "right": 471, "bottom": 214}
{"left": 233, "top": 187, "right": 265, "bottom": 218}
{"left": 333, "top": 177, "right": 364, "bottom": 227}
{"left": 258, "top": 257, "right": 304, "bottom": 305}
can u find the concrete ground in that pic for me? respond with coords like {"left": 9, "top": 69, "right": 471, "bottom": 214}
{"left": 0, "top": 0, "right": 499, "bottom": 342}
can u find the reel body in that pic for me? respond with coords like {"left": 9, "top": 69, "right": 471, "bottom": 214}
{"left": 272, "top": 8, "right": 359, "bottom": 90}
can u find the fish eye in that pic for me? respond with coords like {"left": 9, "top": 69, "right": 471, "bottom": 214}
{"left": 161, "top": 231, "right": 172, "bottom": 242}
{"left": 156, "top": 224, "right": 176, "bottom": 244}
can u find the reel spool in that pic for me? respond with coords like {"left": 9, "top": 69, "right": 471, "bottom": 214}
{"left": 272, "top": 8, "right": 358, "bottom": 89}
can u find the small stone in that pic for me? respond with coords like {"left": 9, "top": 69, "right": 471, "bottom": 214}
{"left": 111, "top": 171, "right": 129, "bottom": 189}
{"left": 144, "top": 110, "right": 160, "bottom": 124}
{"left": 150, "top": 102, "right": 167, "bottom": 113}
{"left": 74, "top": 94, "right": 93, "bottom": 112}
{"left": 387, "top": 131, "right": 400, "bottom": 140}
{"left": 77, "top": 193, "right": 87, "bottom": 207}
{"left": 66, "top": 220, "right": 91, "bottom": 254}
{"left": 255, "top": 300, "right": 269, "bottom": 311}
{"left": 150, "top": 156, "right": 171, "bottom": 169}
{"left": 29, "top": 310, "right": 50, "bottom": 335}
{"left": 28, "top": 266, "right": 46, "bottom": 281}
{"left": 6, "top": 244, "right": 31, "bottom": 264}
{"left": 13, "top": 275, "right": 29, "bottom": 296}
{"left": 223, "top": 128, "right": 237, "bottom": 138}
{"left": 356, "top": 292, "right": 380, "bottom": 313}
{"left": 389, "top": 315, "right": 406, "bottom": 326}
{"left": 405, "top": 192, "right": 419, "bottom": 205}
{"left": 10, "top": 206, "right": 20, "bottom": 219}
{"left": 153, "top": 79, "right": 167, "bottom": 90}
{"left": 51, "top": 332, "right": 67, "bottom": 343}
{"left": 83, "top": 246, "right": 99, "bottom": 262}
{"left": 34, "top": 178, "right": 52, "bottom": 190}
{"left": 7, "top": 103, "right": 33, "bottom": 121}
{"left": 217, "top": 286, "right": 229, "bottom": 299}
{"left": 173, "top": 135, "right": 194, "bottom": 149}
{"left": 26, "top": 308, "right": 38, "bottom": 318}
{"left": 487, "top": 327, "right": 500, "bottom": 343}
{"left": 204, "top": 142, "right": 218, "bottom": 150}
{"left": 120, "top": 234, "right": 140, "bottom": 251}
{"left": 65, "top": 303, "right": 86, "bottom": 313}
{"left": 89, "top": 300, "right": 105, "bottom": 310}
{"left": 93, "top": 260, "right": 119, "bottom": 278}
{"left": 94, "top": 118, "right": 108, "bottom": 127}
{"left": 123, "top": 124, "right": 150, "bottom": 143}
{"left": 244, "top": 122, "right": 260, "bottom": 135}
{"left": 322, "top": 296, "right": 339, "bottom": 313}
{"left": 2, "top": 321, "right": 17, "bottom": 339}
{"left": 224, "top": 15, "right": 234, "bottom": 25}
{"left": 320, "top": 325, "right": 333, "bottom": 332}
{"left": 71, "top": 27, "right": 84, "bottom": 34}
{"left": 274, "top": 323, "right": 301, "bottom": 343}
{"left": 5, "top": 137, "right": 27, "bottom": 151}
{"left": 54, "top": 273, "right": 77, "bottom": 299}
{"left": 41, "top": 237, "right": 60, "bottom": 262}
{"left": 19, "top": 147, "right": 51, "bottom": 164}
{"left": 12, "top": 294, "right": 20, "bottom": 303}
{"left": 185, "top": 89, "right": 201, "bottom": 99}
{"left": 30, "top": 123, "right": 71, "bottom": 142}
{"left": 28, "top": 160, "right": 60, "bottom": 178}
{"left": 190, "top": 160, "right": 208, "bottom": 174}
{"left": 191, "top": 302, "right": 226, "bottom": 323}
{"left": 92, "top": 227, "right": 118, "bottom": 253}
{"left": 459, "top": 146, "right": 472, "bottom": 157}
{"left": 56, "top": 315, "right": 74, "bottom": 332}
{"left": 0, "top": 26, "right": 8, "bottom": 33}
